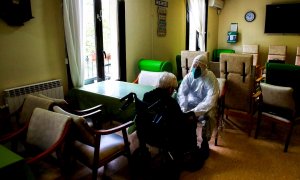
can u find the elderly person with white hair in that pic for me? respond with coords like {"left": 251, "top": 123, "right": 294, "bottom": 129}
{"left": 142, "top": 71, "right": 212, "bottom": 171}
{"left": 177, "top": 54, "right": 219, "bottom": 152}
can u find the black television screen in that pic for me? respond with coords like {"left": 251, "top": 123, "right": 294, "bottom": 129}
{"left": 265, "top": 3, "right": 300, "bottom": 34}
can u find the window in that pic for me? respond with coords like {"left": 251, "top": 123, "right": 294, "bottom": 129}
{"left": 82, "top": 0, "right": 126, "bottom": 84}
{"left": 186, "top": 0, "right": 208, "bottom": 51}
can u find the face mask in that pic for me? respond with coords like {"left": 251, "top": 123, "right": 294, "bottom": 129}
{"left": 191, "top": 67, "right": 201, "bottom": 79}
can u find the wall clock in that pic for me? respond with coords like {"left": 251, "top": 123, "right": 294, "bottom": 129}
{"left": 245, "top": 11, "right": 256, "bottom": 22}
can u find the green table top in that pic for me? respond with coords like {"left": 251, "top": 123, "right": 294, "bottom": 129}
{"left": 78, "top": 80, "right": 155, "bottom": 100}
{"left": 70, "top": 80, "right": 155, "bottom": 124}
{"left": 0, "top": 144, "right": 23, "bottom": 169}
{"left": 0, "top": 145, "right": 35, "bottom": 179}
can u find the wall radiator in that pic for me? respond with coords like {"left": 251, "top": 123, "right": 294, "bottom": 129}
{"left": 4, "top": 79, "right": 64, "bottom": 113}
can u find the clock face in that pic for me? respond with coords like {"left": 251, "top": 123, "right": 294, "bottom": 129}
{"left": 245, "top": 11, "right": 255, "bottom": 22}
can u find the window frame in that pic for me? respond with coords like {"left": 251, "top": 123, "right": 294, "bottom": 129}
{"left": 83, "top": 0, "right": 126, "bottom": 84}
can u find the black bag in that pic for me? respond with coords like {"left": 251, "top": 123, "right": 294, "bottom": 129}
{"left": 131, "top": 146, "right": 181, "bottom": 180}
{"left": 182, "top": 136, "right": 210, "bottom": 172}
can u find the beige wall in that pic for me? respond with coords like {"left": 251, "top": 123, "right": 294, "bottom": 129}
{"left": 152, "top": 0, "right": 186, "bottom": 75}
{"left": 5, "top": 0, "right": 298, "bottom": 105}
{"left": 217, "top": 0, "right": 300, "bottom": 65}
{"left": 125, "top": 0, "right": 185, "bottom": 81}
{"left": 125, "top": 0, "right": 153, "bottom": 81}
{"left": 0, "top": 0, "right": 66, "bottom": 105}
{"left": 0, "top": 0, "right": 186, "bottom": 105}
{"left": 207, "top": 7, "right": 220, "bottom": 61}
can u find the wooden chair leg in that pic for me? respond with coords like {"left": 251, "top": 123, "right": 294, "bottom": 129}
{"left": 92, "top": 167, "right": 98, "bottom": 180}
{"left": 214, "top": 131, "right": 219, "bottom": 146}
{"left": 284, "top": 125, "right": 294, "bottom": 152}
{"left": 215, "top": 115, "right": 222, "bottom": 146}
{"left": 254, "top": 113, "right": 262, "bottom": 139}
{"left": 271, "top": 123, "right": 277, "bottom": 134}
{"left": 248, "top": 116, "right": 253, "bottom": 136}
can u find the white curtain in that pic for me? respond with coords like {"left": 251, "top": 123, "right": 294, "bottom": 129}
{"left": 63, "top": 0, "right": 84, "bottom": 87}
{"left": 188, "top": 0, "right": 206, "bottom": 51}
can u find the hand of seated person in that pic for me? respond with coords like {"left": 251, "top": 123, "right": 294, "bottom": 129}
{"left": 184, "top": 111, "right": 197, "bottom": 123}
{"left": 198, "top": 115, "right": 208, "bottom": 125}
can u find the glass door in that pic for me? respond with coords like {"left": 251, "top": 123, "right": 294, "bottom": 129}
{"left": 101, "top": 0, "right": 119, "bottom": 80}
{"left": 82, "top": 0, "right": 120, "bottom": 83}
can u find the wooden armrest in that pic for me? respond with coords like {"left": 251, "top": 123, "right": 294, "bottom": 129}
{"left": 252, "top": 91, "right": 262, "bottom": 99}
{"left": 72, "top": 104, "right": 103, "bottom": 115}
{"left": 256, "top": 76, "right": 264, "bottom": 83}
{"left": 220, "top": 84, "right": 227, "bottom": 98}
{"left": 217, "top": 78, "right": 227, "bottom": 98}
{"left": 94, "top": 120, "right": 134, "bottom": 135}
{"left": 80, "top": 109, "right": 103, "bottom": 119}
{"left": 132, "top": 74, "right": 140, "bottom": 84}
{"left": 0, "top": 123, "right": 28, "bottom": 143}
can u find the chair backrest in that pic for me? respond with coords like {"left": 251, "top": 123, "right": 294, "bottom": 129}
{"left": 267, "top": 45, "right": 286, "bottom": 61}
{"left": 242, "top": 45, "right": 259, "bottom": 66}
{"left": 19, "top": 94, "right": 55, "bottom": 125}
{"left": 260, "top": 83, "right": 295, "bottom": 112}
{"left": 295, "top": 46, "right": 300, "bottom": 66}
{"left": 220, "top": 53, "right": 254, "bottom": 112}
{"left": 212, "top": 49, "right": 235, "bottom": 62}
{"left": 138, "top": 59, "right": 172, "bottom": 72}
{"left": 35, "top": 94, "right": 68, "bottom": 105}
{"left": 137, "top": 70, "right": 165, "bottom": 87}
{"left": 180, "top": 51, "right": 208, "bottom": 78}
{"left": 265, "top": 63, "right": 300, "bottom": 112}
{"left": 135, "top": 59, "right": 172, "bottom": 86}
{"left": 26, "top": 108, "right": 71, "bottom": 152}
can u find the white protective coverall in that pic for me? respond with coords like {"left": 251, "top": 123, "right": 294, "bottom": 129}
{"left": 177, "top": 54, "right": 219, "bottom": 147}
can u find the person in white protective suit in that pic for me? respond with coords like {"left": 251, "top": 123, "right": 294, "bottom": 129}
{"left": 177, "top": 54, "right": 219, "bottom": 149}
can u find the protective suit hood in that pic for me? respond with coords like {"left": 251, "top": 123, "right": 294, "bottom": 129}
{"left": 191, "top": 54, "right": 208, "bottom": 69}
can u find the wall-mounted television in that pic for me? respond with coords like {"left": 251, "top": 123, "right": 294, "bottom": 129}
{"left": 265, "top": 3, "right": 300, "bottom": 34}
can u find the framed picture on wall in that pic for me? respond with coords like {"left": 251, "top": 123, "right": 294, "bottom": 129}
{"left": 157, "top": 7, "right": 167, "bottom": 37}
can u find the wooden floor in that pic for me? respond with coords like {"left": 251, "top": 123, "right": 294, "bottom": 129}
{"left": 32, "top": 116, "right": 300, "bottom": 180}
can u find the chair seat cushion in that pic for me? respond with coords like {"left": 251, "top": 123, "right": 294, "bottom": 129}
{"left": 73, "top": 133, "right": 125, "bottom": 167}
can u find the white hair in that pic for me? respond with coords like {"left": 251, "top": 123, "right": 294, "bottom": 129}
{"left": 158, "top": 72, "right": 178, "bottom": 89}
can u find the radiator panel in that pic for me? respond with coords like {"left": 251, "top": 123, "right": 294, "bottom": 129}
{"left": 4, "top": 80, "right": 64, "bottom": 113}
